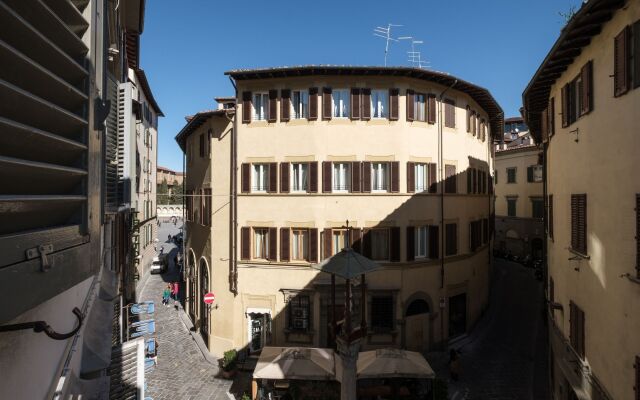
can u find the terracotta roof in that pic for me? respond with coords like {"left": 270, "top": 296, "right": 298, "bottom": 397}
{"left": 225, "top": 65, "right": 503, "bottom": 138}
{"left": 504, "top": 116, "right": 524, "bottom": 123}
{"left": 135, "top": 68, "right": 164, "bottom": 116}
{"left": 175, "top": 109, "right": 234, "bottom": 151}
{"left": 522, "top": 0, "right": 627, "bottom": 142}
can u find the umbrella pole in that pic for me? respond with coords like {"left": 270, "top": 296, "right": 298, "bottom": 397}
{"left": 331, "top": 274, "right": 336, "bottom": 343}
{"left": 345, "top": 278, "right": 351, "bottom": 334}
{"left": 360, "top": 274, "right": 366, "bottom": 332}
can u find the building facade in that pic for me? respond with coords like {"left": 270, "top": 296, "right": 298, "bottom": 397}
{"left": 177, "top": 67, "right": 502, "bottom": 358}
{"left": 493, "top": 119, "right": 544, "bottom": 259}
{"left": 523, "top": 1, "right": 640, "bottom": 399}
{"left": 157, "top": 165, "right": 184, "bottom": 191}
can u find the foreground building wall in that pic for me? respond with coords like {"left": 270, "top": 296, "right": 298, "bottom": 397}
{"left": 524, "top": 1, "right": 640, "bottom": 399}
{"left": 179, "top": 67, "right": 502, "bottom": 358}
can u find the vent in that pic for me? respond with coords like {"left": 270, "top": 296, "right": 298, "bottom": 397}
{"left": 117, "top": 82, "right": 133, "bottom": 205}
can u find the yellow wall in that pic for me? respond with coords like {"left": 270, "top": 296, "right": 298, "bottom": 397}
{"left": 494, "top": 147, "right": 542, "bottom": 217}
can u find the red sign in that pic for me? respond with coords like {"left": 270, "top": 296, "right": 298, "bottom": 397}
{"left": 203, "top": 292, "right": 215, "bottom": 304}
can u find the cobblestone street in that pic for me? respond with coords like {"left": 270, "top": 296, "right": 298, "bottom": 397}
{"left": 141, "top": 222, "right": 232, "bottom": 400}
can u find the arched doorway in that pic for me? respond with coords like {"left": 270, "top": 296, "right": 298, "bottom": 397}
{"left": 188, "top": 250, "right": 196, "bottom": 323}
{"left": 199, "top": 258, "right": 210, "bottom": 346}
{"left": 404, "top": 295, "right": 431, "bottom": 352}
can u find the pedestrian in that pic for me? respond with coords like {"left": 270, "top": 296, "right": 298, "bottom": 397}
{"left": 172, "top": 282, "right": 180, "bottom": 308}
{"left": 162, "top": 284, "right": 171, "bottom": 306}
{"left": 449, "top": 349, "right": 461, "bottom": 382}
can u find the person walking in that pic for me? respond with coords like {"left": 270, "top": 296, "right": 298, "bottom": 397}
{"left": 171, "top": 282, "right": 180, "bottom": 309}
{"left": 162, "top": 284, "right": 171, "bottom": 306}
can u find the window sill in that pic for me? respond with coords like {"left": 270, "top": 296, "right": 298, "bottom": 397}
{"left": 568, "top": 248, "right": 589, "bottom": 260}
{"left": 622, "top": 274, "right": 640, "bottom": 285}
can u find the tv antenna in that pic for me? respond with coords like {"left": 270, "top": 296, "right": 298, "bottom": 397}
{"left": 399, "top": 37, "right": 429, "bottom": 69}
{"left": 373, "top": 23, "right": 402, "bottom": 66}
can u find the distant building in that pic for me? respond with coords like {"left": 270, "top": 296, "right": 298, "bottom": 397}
{"left": 493, "top": 117, "right": 544, "bottom": 259}
{"left": 157, "top": 165, "right": 184, "bottom": 192}
{"left": 523, "top": 1, "right": 640, "bottom": 399}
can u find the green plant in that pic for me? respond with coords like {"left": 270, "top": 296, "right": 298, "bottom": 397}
{"left": 240, "top": 393, "right": 251, "bottom": 400}
{"left": 222, "top": 349, "right": 237, "bottom": 371}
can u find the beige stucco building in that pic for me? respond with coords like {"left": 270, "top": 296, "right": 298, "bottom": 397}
{"left": 523, "top": 1, "right": 640, "bottom": 399}
{"left": 493, "top": 118, "right": 544, "bottom": 259}
{"left": 157, "top": 165, "right": 184, "bottom": 188}
{"left": 176, "top": 66, "right": 502, "bottom": 359}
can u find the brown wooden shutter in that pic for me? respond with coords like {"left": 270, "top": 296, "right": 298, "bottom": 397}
{"left": 406, "top": 226, "right": 415, "bottom": 262}
{"left": 350, "top": 228, "right": 362, "bottom": 253}
{"left": 268, "top": 227, "right": 277, "bottom": 261}
{"left": 309, "top": 161, "right": 318, "bottom": 193}
{"left": 472, "top": 168, "right": 478, "bottom": 193}
{"left": 406, "top": 89, "right": 415, "bottom": 122}
{"left": 268, "top": 90, "right": 278, "bottom": 122}
{"left": 445, "top": 164, "right": 456, "bottom": 193}
{"left": 351, "top": 162, "right": 361, "bottom": 193}
{"left": 350, "top": 88, "right": 361, "bottom": 120}
{"left": 390, "top": 161, "right": 400, "bottom": 193}
{"left": 322, "top": 161, "right": 332, "bottom": 193}
{"left": 428, "top": 225, "right": 439, "bottom": 259}
{"left": 309, "top": 87, "right": 318, "bottom": 120}
{"left": 242, "top": 91, "right": 252, "bottom": 123}
{"left": 281, "top": 89, "right": 291, "bottom": 122}
{"left": 427, "top": 94, "right": 436, "bottom": 124}
{"left": 428, "top": 163, "right": 437, "bottom": 193}
{"left": 362, "top": 229, "right": 372, "bottom": 258}
{"left": 362, "top": 162, "right": 371, "bottom": 193}
{"left": 549, "top": 97, "right": 555, "bottom": 136}
{"left": 466, "top": 106, "right": 471, "bottom": 133}
{"left": 571, "top": 194, "right": 587, "bottom": 254}
{"left": 389, "top": 89, "right": 399, "bottom": 121}
{"left": 549, "top": 194, "right": 554, "bottom": 240}
{"left": 241, "top": 227, "right": 251, "bottom": 260}
{"left": 635, "top": 21, "right": 640, "bottom": 89}
{"left": 541, "top": 107, "right": 548, "bottom": 142}
{"left": 309, "top": 228, "right": 319, "bottom": 262}
{"left": 267, "top": 163, "right": 278, "bottom": 193}
{"left": 446, "top": 223, "right": 457, "bottom": 256}
{"left": 467, "top": 168, "right": 472, "bottom": 194}
{"left": 637, "top": 194, "right": 640, "bottom": 277}
{"left": 390, "top": 227, "right": 400, "bottom": 262}
{"left": 614, "top": 26, "right": 630, "bottom": 97}
{"left": 323, "top": 229, "right": 333, "bottom": 259}
{"left": 561, "top": 84, "right": 569, "bottom": 127}
{"left": 361, "top": 88, "right": 371, "bottom": 121}
{"left": 241, "top": 163, "right": 251, "bottom": 193}
{"left": 322, "top": 87, "right": 332, "bottom": 120}
{"left": 580, "top": 61, "right": 593, "bottom": 115}
{"left": 280, "top": 228, "right": 290, "bottom": 262}
{"left": 407, "top": 162, "right": 415, "bottom": 193}
{"left": 280, "top": 162, "right": 290, "bottom": 193}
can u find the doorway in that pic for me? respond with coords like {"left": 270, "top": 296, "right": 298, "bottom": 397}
{"left": 405, "top": 299, "right": 430, "bottom": 352}
{"left": 199, "top": 259, "right": 209, "bottom": 346}
{"left": 448, "top": 293, "right": 467, "bottom": 339}
{"left": 247, "top": 309, "right": 271, "bottom": 353}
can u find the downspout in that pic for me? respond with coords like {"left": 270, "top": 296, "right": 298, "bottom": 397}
{"left": 182, "top": 147, "right": 186, "bottom": 284}
{"left": 228, "top": 76, "right": 238, "bottom": 295}
{"left": 437, "top": 80, "right": 457, "bottom": 290}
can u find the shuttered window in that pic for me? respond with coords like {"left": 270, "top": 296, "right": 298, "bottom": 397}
{"left": 636, "top": 194, "right": 640, "bottom": 278}
{"left": 291, "top": 228, "right": 310, "bottom": 261}
{"left": 253, "top": 93, "right": 269, "bottom": 121}
{"left": 203, "top": 189, "right": 212, "bottom": 226}
{"left": 406, "top": 89, "right": 415, "bottom": 122}
{"left": 332, "top": 162, "right": 351, "bottom": 192}
{"left": 569, "top": 301, "right": 586, "bottom": 359}
{"left": 389, "top": 89, "right": 399, "bottom": 121}
{"left": 635, "top": 356, "right": 640, "bottom": 400}
{"left": 444, "top": 164, "right": 456, "bottom": 194}
{"left": 614, "top": 26, "right": 630, "bottom": 97}
{"left": 281, "top": 89, "right": 291, "bottom": 122}
{"left": 634, "top": 21, "right": 640, "bottom": 89}
{"left": 580, "top": 61, "right": 593, "bottom": 115}
{"left": 444, "top": 99, "right": 455, "bottom": 128}
{"left": 322, "top": 87, "right": 332, "bottom": 120}
{"left": 371, "top": 296, "right": 393, "bottom": 332}
{"left": 445, "top": 223, "right": 457, "bottom": 256}
{"left": 268, "top": 90, "right": 278, "bottom": 122}
{"left": 332, "top": 89, "right": 350, "bottom": 118}
{"left": 242, "top": 91, "right": 252, "bottom": 123}
{"left": 548, "top": 97, "right": 555, "bottom": 137}
{"left": 308, "top": 87, "right": 318, "bottom": 121}
{"left": 427, "top": 94, "right": 436, "bottom": 124}
{"left": 548, "top": 194, "right": 554, "bottom": 240}
{"left": 571, "top": 194, "right": 587, "bottom": 255}
{"left": 350, "top": 88, "right": 361, "bottom": 120}
{"left": 0, "top": 0, "right": 97, "bottom": 322}
{"left": 292, "top": 90, "right": 308, "bottom": 119}
{"left": 507, "top": 198, "right": 517, "bottom": 217}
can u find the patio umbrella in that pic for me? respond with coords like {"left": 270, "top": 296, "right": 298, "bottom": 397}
{"left": 253, "top": 347, "right": 336, "bottom": 381}
{"left": 312, "top": 248, "right": 381, "bottom": 279}
{"left": 357, "top": 348, "right": 435, "bottom": 379}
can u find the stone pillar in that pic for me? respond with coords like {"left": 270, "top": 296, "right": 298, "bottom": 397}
{"left": 337, "top": 336, "right": 361, "bottom": 400}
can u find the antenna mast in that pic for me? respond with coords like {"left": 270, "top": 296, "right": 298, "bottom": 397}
{"left": 373, "top": 23, "right": 402, "bottom": 66}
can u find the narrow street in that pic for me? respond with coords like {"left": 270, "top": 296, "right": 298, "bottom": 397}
{"left": 141, "top": 221, "right": 232, "bottom": 400}
{"left": 446, "top": 258, "right": 548, "bottom": 400}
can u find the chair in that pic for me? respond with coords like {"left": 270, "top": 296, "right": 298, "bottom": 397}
{"left": 130, "top": 301, "right": 155, "bottom": 316}
{"left": 129, "top": 321, "right": 156, "bottom": 339}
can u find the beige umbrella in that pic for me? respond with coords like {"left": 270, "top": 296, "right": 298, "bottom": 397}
{"left": 312, "top": 248, "right": 381, "bottom": 280}
{"left": 357, "top": 348, "right": 436, "bottom": 379}
{"left": 252, "top": 347, "right": 336, "bottom": 381}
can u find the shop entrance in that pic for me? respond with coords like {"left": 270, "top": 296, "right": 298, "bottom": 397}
{"left": 405, "top": 299, "right": 430, "bottom": 352}
{"left": 448, "top": 293, "right": 467, "bottom": 339}
{"left": 247, "top": 309, "right": 271, "bottom": 353}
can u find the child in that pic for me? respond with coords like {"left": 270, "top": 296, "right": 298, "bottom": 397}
{"left": 162, "top": 284, "right": 171, "bottom": 306}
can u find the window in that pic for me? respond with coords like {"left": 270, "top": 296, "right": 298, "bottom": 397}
{"left": 415, "top": 226, "right": 429, "bottom": 258}
{"left": 561, "top": 60, "right": 593, "bottom": 125}
{"left": 332, "top": 163, "right": 351, "bottom": 191}
{"left": 252, "top": 164, "right": 269, "bottom": 192}
{"left": 569, "top": 301, "right": 585, "bottom": 359}
{"left": 414, "top": 93, "right": 426, "bottom": 121}
{"left": 253, "top": 228, "right": 269, "bottom": 259}
{"left": 469, "top": 220, "right": 482, "bottom": 252}
{"left": 548, "top": 194, "right": 554, "bottom": 240}
{"left": 445, "top": 164, "right": 456, "bottom": 194}
{"left": 370, "top": 229, "right": 390, "bottom": 260}
{"left": 507, "top": 167, "right": 516, "bottom": 183}
{"left": 571, "top": 194, "right": 587, "bottom": 255}
{"left": 371, "top": 296, "right": 393, "bottom": 332}
{"left": 371, "top": 163, "right": 389, "bottom": 191}
{"left": 203, "top": 189, "right": 212, "bottom": 226}
{"left": 288, "top": 295, "right": 310, "bottom": 331}
{"left": 371, "top": 90, "right": 388, "bottom": 118}
{"left": 531, "top": 198, "right": 544, "bottom": 219}
{"left": 332, "top": 89, "right": 350, "bottom": 118}
{"left": 507, "top": 198, "right": 517, "bottom": 217}
{"left": 291, "top": 163, "right": 308, "bottom": 192}
{"left": 292, "top": 229, "right": 309, "bottom": 261}
{"left": 414, "top": 163, "right": 429, "bottom": 192}
{"left": 444, "top": 99, "right": 455, "bottom": 128}
{"left": 253, "top": 92, "right": 269, "bottom": 120}
{"left": 445, "top": 223, "right": 457, "bottom": 256}
{"left": 292, "top": 90, "right": 309, "bottom": 119}
{"left": 332, "top": 229, "right": 348, "bottom": 255}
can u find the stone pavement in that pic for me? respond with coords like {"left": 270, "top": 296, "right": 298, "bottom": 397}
{"left": 141, "top": 222, "right": 233, "bottom": 400}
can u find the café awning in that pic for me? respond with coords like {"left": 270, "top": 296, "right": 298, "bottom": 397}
{"left": 356, "top": 348, "right": 435, "bottom": 379}
{"left": 253, "top": 347, "right": 336, "bottom": 381}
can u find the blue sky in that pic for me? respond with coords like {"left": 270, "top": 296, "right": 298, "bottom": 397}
{"left": 141, "top": 0, "right": 580, "bottom": 171}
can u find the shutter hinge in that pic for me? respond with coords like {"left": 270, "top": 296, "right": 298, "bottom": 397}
{"left": 26, "top": 244, "right": 54, "bottom": 272}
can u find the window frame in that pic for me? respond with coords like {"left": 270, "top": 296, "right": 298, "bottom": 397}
{"left": 371, "top": 162, "right": 390, "bottom": 192}
{"left": 370, "top": 89, "right": 389, "bottom": 119}
{"left": 332, "top": 162, "right": 351, "bottom": 192}
{"left": 251, "top": 163, "right": 269, "bottom": 192}
{"left": 370, "top": 295, "right": 394, "bottom": 333}
{"left": 332, "top": 89, "right": 350, "bottom": 118}
{"left": 332, "top": 229, "right": 348, "bottom": 255}
{"left": 507, "top": 197, "right": 517, "bottom": 217}
{"left": 506, "top": 167, "right": 517, "bottom": 184}
{"left": 414, "top": 93, "right": 427, "bottom": 122}
{"left": 414, "top": 226, "right": 429, "bottom": 259}
{"left": 291, "top": 90, "right": 309, "bottom": 120}
{"left": 288, "top": 294, "right": 311, "bottom": 332}
{"left": 253, "top": 227, "right": 270, "bottom": 260}
{"left": 291, "top": 163, "right": 309, "bottom": 192}
{"left": 444, "top": 99, "right": 456, "bottom": 128}
{"left": 414, "top": 163, "right": 429, "bottom": 192}
{"left": 531, "top": 197, "right": 544, "bottom": 219}
{"left": 253, "top": 92, "right": 269, "bottom": 121}
{"left": 370, "top": 228, "right": 390, "bottom": 261}
{"left": 291, "top": 228, "right": 310, "bottom": 262}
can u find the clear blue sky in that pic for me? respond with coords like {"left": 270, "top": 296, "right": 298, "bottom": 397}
{"left": 141, "top": 0, "right": 580, "bottom": 172}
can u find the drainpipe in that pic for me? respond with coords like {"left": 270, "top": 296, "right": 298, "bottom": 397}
{"left": 182, "top": 145, "right": 186, "bottom": 284}
{"left": 228, "top": 76, "right": 238, "bottom": 295}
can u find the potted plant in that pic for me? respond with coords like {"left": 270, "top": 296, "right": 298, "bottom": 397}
{"left": 221, "top": 349, "right": 238, "bottom": 379}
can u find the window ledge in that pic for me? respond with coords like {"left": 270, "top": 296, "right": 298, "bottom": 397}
{"left": 568, "top": 248, "right": 590, "bottom": 260}
{"left": 623, "top": 273, "right": 640, "bottom": 285}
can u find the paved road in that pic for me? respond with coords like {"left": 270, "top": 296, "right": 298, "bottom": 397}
{"left": 447, "top": 258, "right": 549, "bottom": 400}
{"left": 142, "top": 222, "right": 232, "bottom": 400}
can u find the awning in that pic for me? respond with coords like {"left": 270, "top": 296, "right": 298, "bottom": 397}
{"left": 312, "top": 248, "right": 381, "bottom": 279}
{"left": 356, "top": 348, "right": 435, "bottom": 380}
{"left": 253, "top": 347, "right": 336, "bottom": 381}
